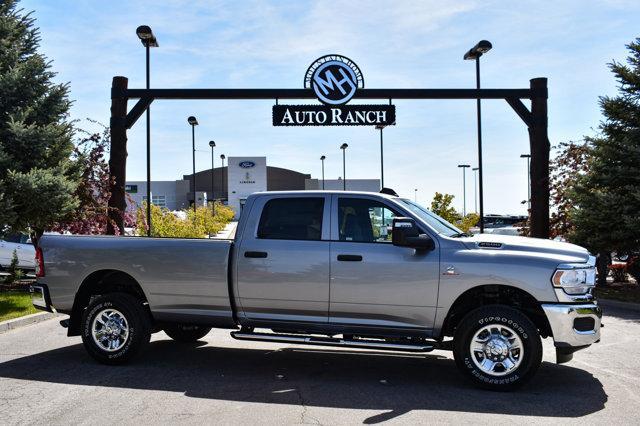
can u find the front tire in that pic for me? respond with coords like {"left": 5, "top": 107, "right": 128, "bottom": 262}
{"left": 81, "top": 292, "right": 151, "bottom": 365}
{"left": 453, "top": 305, "right": 542, "bottom": 390}
{"left": 164, "top": 324, "right": 211, "bottom": 342}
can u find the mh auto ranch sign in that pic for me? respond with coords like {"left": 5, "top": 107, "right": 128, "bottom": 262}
{"left": 272, "top": 55, "right": 396, "bottom": 127}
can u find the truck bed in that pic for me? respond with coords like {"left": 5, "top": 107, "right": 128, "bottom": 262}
{"left": 39, "top": 234, "right": 236, "bottom": 327}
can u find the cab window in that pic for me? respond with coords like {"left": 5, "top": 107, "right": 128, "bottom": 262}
{"left": 257, "top": 198, "right": 324, "bottom": 241}
{"left": 338, "top": 198, "right": 399, "bottom": 243}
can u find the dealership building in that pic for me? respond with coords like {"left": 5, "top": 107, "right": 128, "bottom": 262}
{"left": 126, "top": 156, "right": 379, "bottom": 218}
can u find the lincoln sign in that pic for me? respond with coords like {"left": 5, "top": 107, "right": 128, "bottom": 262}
{"left": 272, "top": 55, "right": 396, "bottom": 127}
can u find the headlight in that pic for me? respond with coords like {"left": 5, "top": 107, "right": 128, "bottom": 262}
{"left": 552, "top": 262, "right": 596, "bottom": 295}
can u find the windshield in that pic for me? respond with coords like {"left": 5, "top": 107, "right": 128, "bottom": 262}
{"left": 396, "top": 198, "right": 464, "bottom": 237}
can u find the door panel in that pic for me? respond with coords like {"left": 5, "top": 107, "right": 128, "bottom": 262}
{"left": 237, "top": 238, "right": 330, "bottom": 322}
{"left": 236, "top": 195, "right": 331, "bottom": 324}
{"left": 329, "top": 195, "right": 440, "bottom": 330}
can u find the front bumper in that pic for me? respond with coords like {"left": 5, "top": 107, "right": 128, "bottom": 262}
{"left": 542, "top": 302, "right": 601, "bottom": 362}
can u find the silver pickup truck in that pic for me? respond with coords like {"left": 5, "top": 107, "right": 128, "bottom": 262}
{"left": 32, "top": 190, "right": 601, "bottom": 390}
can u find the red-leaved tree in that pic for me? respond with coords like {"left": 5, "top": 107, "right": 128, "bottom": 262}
{"left": 51, "top": 121, "right": 135, "bottom": 235}
{"left": 549, "top": 141, "right": 591, "bottom": 239}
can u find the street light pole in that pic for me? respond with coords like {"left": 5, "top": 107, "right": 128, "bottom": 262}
{"left": 458, "top": 164, "right": 471, "bottom": 217}
{"left": 340, "top": 143, "right": 348, "bottom": 191}
{"left": 320, "top": 155, "right": 326, "bottom": 190}
{"left": 188, "top": 116, "right": 198, "bottom": 213}
{"left": 520, "top": 154, "right": 531, "bottom": 210}
{"left": 136, "top": 25, "right": 158, "bottom": 237}
{"left": 209, "top": 141, "right": 216, "bottom": 214}
{"left": 464, "top": 40, "right": 492, "bottom": 233}
{"left": 220, "top": 154, "right": 226, "bottom": 201}
{"left": 375, "top": 124, "right": 385, "bottom": 189}
{"left": 472, "top": 167, "right": 479, "bottom": 213}
{"left": 414, "top": 188, "right": 418, "bottom": 202}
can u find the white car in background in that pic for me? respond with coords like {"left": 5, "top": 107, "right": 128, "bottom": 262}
{"left": 0, "top": 232, "right": 36, "bottom": 270}
{"left": 488, "top": 226, "right": 524, "bottom": 236}
{"left": 468, "top": 226, "right": 525, "bottom": 236}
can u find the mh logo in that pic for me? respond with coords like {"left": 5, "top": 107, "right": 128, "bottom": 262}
{"left": 305, "top": 55, "right": 364, "bottom": 105}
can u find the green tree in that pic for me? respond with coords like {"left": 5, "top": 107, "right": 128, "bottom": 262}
{"left": 571, "top": 38, "right": 640, "bottom": 284}
{"left": 429, "top": 192, "right": 478, "bottom": 232}
{"left": 0, "top": 1, "right": 78, "bottom": 244}
{"left": 430, "top": 192, "right": 460, "bottom": 224}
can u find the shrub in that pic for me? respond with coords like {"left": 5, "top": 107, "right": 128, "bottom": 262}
{"left": 458, "top": 213, "right": 479, "bottom": 233}
{"left": 136, "top": 202, "right": 235, "bottom": 238}
{"left": 4, "top": 250, "right": 24, "bottom": 284}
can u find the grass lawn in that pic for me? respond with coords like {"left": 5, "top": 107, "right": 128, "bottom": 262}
{"left": 595, "top": 285, "right": 640, "bottom": 304}
{"left": 0, "top": 292, "right": 39, "bottom": 322}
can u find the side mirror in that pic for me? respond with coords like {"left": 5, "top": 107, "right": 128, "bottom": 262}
{"left": 392, "top": 217, "right": 435, "bottom": 250}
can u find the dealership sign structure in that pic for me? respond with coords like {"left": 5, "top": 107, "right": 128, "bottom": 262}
{"left": 108, "top": 52, "right": 551, "bottom": 239}
{"left": 273, "top": 55, "right": 396, "bottom": 126}
{"left": 273, "top": 104, "right": 395, "bottom": 126}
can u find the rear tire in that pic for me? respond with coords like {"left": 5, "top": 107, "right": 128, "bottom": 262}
{"left": 164, "top": 324, "right": 211, "bottom": 342}
{"left": 453, "top": 305, "right": 542, "bottom": 391}
{"left": 81, "top": 292, "right": 151, "bottom": 365}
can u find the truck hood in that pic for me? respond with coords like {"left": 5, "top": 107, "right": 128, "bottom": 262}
{"left": 459, "top": 233, "right": 590, "bottom": 263}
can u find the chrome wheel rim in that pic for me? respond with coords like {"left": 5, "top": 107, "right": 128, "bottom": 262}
{"left": 470, "top": 324, "right": 523, "bottom": 376}
{"left": 91, "top": 308, "right": 129, "bottom": 352}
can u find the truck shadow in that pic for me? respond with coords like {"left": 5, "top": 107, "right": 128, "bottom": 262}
{"left": 0, "top": 339, "right": 606, "bottom": 423}
{"left": 601, "top": 304, "right": 640, "bottom": 323}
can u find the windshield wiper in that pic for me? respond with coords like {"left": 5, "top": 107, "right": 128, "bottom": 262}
{"left": 450, "top": 232, "right": 472, "bottom": 238}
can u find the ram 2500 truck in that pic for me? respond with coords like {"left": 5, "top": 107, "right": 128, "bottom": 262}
{"left": 32, "top": 190, "right": 601, "bottom": 390}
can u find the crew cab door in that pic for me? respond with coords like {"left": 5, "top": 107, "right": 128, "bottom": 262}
{"left": 329, "top": 195, "right": 439, "bottom": 331}
{"left": 235, "top": 195, "right": 331, "bottom": 324}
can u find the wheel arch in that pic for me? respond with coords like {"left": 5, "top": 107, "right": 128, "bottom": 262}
{"left": 441, "top": 284, "right": 552, "bottom": 338}
{"left": 68, "top": 269, "right": 150, "bottom": 336}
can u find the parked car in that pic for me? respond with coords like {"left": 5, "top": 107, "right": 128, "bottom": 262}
{"left": 32, "top": 191, "right": 601, "bottom": 390}
{"left": 482, "top": 214, "right": 528, "bottom": 229}
{"left": 485, "top": 226, "right": 524, "bottom": 236}
{"left": 0, "top": 232, "right": 35, "bottom": 270}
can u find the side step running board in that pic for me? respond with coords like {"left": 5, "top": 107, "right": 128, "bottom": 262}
{"left": 230, "top": 331, "right": 434, "bottom": 353}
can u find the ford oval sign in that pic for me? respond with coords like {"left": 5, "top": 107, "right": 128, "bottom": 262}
{"left": 304, "top": 55, "right": 364, "bottom": 105}
{"left": 239, "top": 161, "right": 255, "bottom": 169}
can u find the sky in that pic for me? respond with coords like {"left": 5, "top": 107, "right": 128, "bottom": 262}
{"left": 22, "top": 0, "right": 640, "bottom": 214}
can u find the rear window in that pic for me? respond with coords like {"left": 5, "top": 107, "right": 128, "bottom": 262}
{"left": 257, "top": 198, "right": 324, "bottom": 241}
{"left": 1, "top": 233, "right": 29, "bottom": 244}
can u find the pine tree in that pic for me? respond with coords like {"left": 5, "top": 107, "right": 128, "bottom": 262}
{"left": 571, "top": 38, "right": 640, "bottom": 283}
{"left": 0, "top": 0, "right": 78, "bottom": 244}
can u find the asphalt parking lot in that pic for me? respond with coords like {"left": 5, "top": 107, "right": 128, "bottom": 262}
{"left": 1, "top": 302, "right": 639, "bottom": 425}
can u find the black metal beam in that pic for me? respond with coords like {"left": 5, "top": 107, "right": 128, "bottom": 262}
{"left": 114, "top": 87, "right": 536, "bottom": 101}
{"left": 125, "top": 97, "right": 153, "bottom": 129}
{"left": 505, "top": 97, "right": 533, "bottom": 128}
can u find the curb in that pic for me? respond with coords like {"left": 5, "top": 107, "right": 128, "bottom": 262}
{"left": 0, "top": 312, "right": 61, "bottom": 334}
{"left": 598, "top": 298, "right": 640, "bottom": 313}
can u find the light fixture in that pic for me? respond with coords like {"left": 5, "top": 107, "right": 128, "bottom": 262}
{"left": 463, "top": 40, "right": 492, "bottom": 60}
{"left": 135, "top": 25, "right": 158, "bottom": 47}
